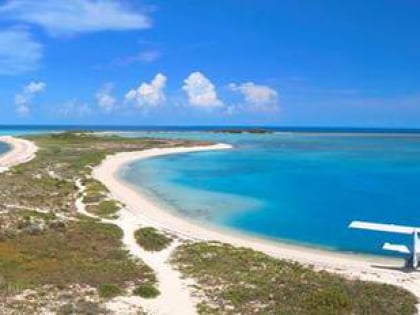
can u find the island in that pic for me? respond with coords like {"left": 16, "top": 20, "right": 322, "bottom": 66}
{"left": 0, "top": 132, "right": 417, "bottom": 315}
{"left": 210, "top": 128, "right": 274, "bottom": 134}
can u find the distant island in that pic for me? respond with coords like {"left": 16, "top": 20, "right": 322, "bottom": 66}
{"left": 211, "top": 128, "right": 273, "bottom": 134}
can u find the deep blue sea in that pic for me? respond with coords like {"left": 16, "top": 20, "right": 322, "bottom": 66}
{"left": 2, "top": 126, "right": 420, "bottom": 256}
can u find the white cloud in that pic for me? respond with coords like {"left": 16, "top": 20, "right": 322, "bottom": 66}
{"left": 0, "top": 29, "right": 42, "bottom": 75}
{"left": 229, "top": 82, "right": 279, "bottom": 112}
{"left": 15, "top": 81, "right": 46, "bottom": 115}
{"left": 24, "top": 81, "right": 46, "bottom": 93}
{"left": 182, "top": 72, "right": 223, "bottom": 109}
{"left": 0, "top": 0, "right": 152, "bottom": 36}
{"left": 96, "top": 83, "right": 116, "bottom": 112}
{"left": 125, "top": 73, "right": 167, "bottom": 108}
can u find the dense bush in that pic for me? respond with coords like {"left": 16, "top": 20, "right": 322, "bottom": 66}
{"left": 135, "top": 227, "right": 172, "bottom": 251}
{"left": 98, "top": 283, "right": 121, "bottom": 298}
{"left": 133, "top": 284, "right": 161, "bottom": 299}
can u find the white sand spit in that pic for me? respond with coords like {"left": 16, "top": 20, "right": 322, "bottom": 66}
{"left": 0, "top": 136, "right": 38, "bottom": 173}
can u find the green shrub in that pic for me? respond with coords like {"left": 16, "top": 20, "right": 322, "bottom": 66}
{"left": 172, "top": 242, "right": 418, "bottom": 315}
{"left": 133, "top": 284, "right": 160, "bottom": 299}
{"left": 135, "top": 227, "right": 172, "bottom": 251}
{"left": 98, "top": 283, "right": 121, "bottom": 298}
{"left": 86, "top": 200, "right": 120, "bottom": 218}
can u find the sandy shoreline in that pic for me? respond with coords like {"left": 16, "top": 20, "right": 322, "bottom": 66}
{"left": 93, "top": 143, "right": 420, "bottom": 302}
{"left": 0, "top": 136, "right": 38, "bottom": 173}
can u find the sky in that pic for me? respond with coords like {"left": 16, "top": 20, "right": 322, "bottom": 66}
{"left": 0, "top": 0, "right": 420, "bottom": 127}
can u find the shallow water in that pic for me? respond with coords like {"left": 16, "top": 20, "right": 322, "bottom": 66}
{"left": 121, "top": 132, "right": 420, "bottom": 256}
{"left": 0, "top": 141, "right": 10, "bottom": 156}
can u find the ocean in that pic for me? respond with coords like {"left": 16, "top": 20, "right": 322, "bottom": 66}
{"left": 119, "top": 131, "right": 420, "bottom": 256}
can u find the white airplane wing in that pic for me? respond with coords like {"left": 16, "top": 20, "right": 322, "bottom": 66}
{"left": 382, "top": 242, "right": 411, "bottom": 254}
{"left": 349, "top": 221, "right": 416, "bottom": 235}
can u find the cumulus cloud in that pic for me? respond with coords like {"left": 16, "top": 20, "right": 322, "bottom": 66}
{"left": 96, "top": 83, "right": 116, "bottom": 112}
{"left": 229, "top": 82, "right": 279, "bottom": 112}
{"left": 15, "top": 81, "right": 46, "bottom": 115}
{"left": 125, "top": 73, "right": 167, "bottom": 108}
{"left": 0, "top": 29, "right": 42, "bottom": 75}
{"left": 182, "top": 72, "right": 223, "bottom": 109}
{"left": 0, "top": 0, "right": 152, "bottom": 36}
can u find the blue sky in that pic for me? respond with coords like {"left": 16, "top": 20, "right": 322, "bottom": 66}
{"left": 0, "top": 0, "right": 420, "bottom": 127}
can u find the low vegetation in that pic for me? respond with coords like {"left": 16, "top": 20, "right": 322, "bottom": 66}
{"left": 0, "top": 132, "right": 203, "bottom": 313}
{"left": 171, "top": 242, "right": 418, "bottom": 315}
{"left": 133, "top": 283, "right": 161, "bottom": 299}
{"left": 82, "top": 178, "right": 109, "bottom": 204}
{"left": 98, "top": 283, "right": 122, "bottom": 299}
{"left": 0, "top": 219, "right": 155, "bottom": 291}
{"left": 135, "top": 227, "right": 173, "bottom": 251}
{"left": 86, "top": 200, "right": 121, "bottom": 218}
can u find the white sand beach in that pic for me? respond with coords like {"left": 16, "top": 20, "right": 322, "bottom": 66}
{"left": 0, "top": 136, "right": 38, "bottom": 173}
{"left": 93, "top": 143, "right": 420, "bottom": 306}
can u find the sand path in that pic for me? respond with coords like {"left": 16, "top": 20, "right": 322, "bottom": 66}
{"left": 75, "top": 179, "right": 197, "bottom": 315}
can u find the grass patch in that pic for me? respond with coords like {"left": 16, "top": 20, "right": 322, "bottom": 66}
{"left": 172, "top": 242, "right": 418, "bottom": 315}
{"left": 98, "top": 283, "right": 121, "bottom": 298}
{"left": 86, "top": 200, "right": 120, "bottom": 218}
{"left": 133, "top": 283, "right": 161, "bottom": 299}
{"left": 135, "top": 227, "right": 172, "bottom": 251}
{"left": 18, "top": 210, "right": 57, "bottom": 222}
{"left": 0, "top": 220, "right": 155, "bottom": 297}
{"left": 82, "top": 179, "right": 109, "bottom": 204}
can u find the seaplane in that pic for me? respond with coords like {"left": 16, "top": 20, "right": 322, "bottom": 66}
{"left": 349, "top": 220, "right": 420, "bottom": 269}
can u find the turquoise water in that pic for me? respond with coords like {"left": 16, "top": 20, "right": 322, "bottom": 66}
{"left": 0, "top": 141, "right": 10, "bottom": 156}
{"left": 121, "top": 132, "right": 420, "bottom": 256}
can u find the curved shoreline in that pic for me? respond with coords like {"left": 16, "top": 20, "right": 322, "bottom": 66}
{"left": 93, "top": 143, "right": 420, "bottom": 300}
{"left": 0, "top": 136, "right": 38, "bottom": 173}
